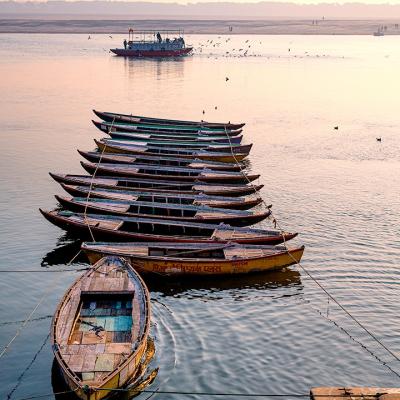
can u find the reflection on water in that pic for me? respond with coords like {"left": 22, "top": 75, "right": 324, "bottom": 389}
{"left": 41, "top": 237, "right": 84, "bottom": 267}
{"left": 41, "top": 236, "right": 302, "bottom": 300}
{"left": 1, "top": 33, "right": 400, "bottom": 400}
{"left": 122, "top": 56, "right": 188, "bottom": 80}
{"left": 146, "top": 268, "right": 302, "bottom": 300}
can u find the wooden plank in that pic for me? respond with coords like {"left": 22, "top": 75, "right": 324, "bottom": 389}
{"left": 311, "top": 388, "right": 400, "bottom": 399}
{"left": 82, "top": 372, "right": 95, "bottom": 381}
{"left": 96, "top": 343, "right": 106, "bottom": 354}
{"left": 95, "top": 354, "right": 115, "bottom": 372}
{"left": 78, "top": 344, "right": 96, "bottom": 355}
{"left": 81, "top": 331, "right": 106, "bottom": 345}
{"left": 105, "top": 343, "right": 132, "bottom": 354}
{"left": 69, "top": 354, "right": 84, "bottom": 372}
{"left": 81, "top": 354, "right": 97, "bottom": 372}
{"left": 69, "top": 331, "right": 83, "bottom": 344}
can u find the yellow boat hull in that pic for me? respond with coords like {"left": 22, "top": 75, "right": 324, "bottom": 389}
{"left": 57, "top": 338, "right": 148, "bottom": 400}
{"left": 84, "top": 247, "right": 304, "bottom": 276}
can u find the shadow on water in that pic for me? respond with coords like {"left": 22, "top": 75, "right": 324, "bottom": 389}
{"left": 51, "top": 359, "right": 78, "bottom": 400}
{"left": 42, "top": 235, "right": 302, "bottom": 297}
{"left": 41, "top": 235, "right": 86, "bottom": 267}
{"left": 145, "top": 267, "right": 302, "bottom": 300}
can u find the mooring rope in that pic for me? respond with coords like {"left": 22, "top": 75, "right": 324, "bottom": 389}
{"left": 222, "top": 124, "right": 400, "bottom": 376}
{"left": 82, "top": 116, "right": 117, "bottom": 242}
{"left": 0, "top": 271, "right": 64, "bottom": 360}
{"left": 6, "top": 333, "right": 51, "bottom": 400}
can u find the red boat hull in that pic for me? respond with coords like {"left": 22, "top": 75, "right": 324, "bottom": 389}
{"left": 111, "top": 47, "right": 193, "bottom": 57}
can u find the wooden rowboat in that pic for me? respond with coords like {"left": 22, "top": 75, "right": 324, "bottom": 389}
{"left": 52, "top": 256, "right": 150, "bottom": 400}
{"left": 93, "top": 119, "right": 242, "bottom": 135}
{"left": 40, "top": 209, "right": 298, "bottom": 244}
{"left": 96, "top": 140, "right": 248, "bottom": 163}
{"left": 82, "top": 242, "right": 305, "bottom": 276}
{"left": 93, "top": 121, "right": 243, "bottom": 143}
{"left": 93, "top": 110, "right": 245, "bottom": 131}
{"left": 59, "top": 184, "right": 264, "bottom": 210}
{"left": 103, "top": 130, "right": 243, "bottom": 145}
{"left": 55, "top": 195, "right": 270, "bottom": 227}
{"left": 78, "top": 150, "right": 242, "bottom": 172}
{"left": 93, "top": 119, "right": 242, "bottom": 137}
{"left": 101, "top": 138, "right": 252, "bottom": 154}
{"left": 80, "top": 161, "right": 259, "bottom": 184}
{"left": 49, "top": 173, "right": 263, "bottom": 197}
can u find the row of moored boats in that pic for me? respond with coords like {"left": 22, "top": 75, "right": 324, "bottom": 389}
{"left": 42, "top": 110, "right": 305, "bottom": 399}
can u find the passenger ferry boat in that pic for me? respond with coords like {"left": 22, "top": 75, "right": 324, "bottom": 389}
{"left": 111, "top": 29, "right": 193, "bottom": 57}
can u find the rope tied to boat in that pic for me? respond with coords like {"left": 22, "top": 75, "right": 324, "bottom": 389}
{"left": 222, "top": 125, "right": 400, "bottom": 376}
{"left": 0, "top": 267, "right": 65, "bottom": 360}
{"left": 222, "top": 126, "right": 280, "bottom": 230}
{"left": 83, "top": 115, "right": 117, "bottom": 242}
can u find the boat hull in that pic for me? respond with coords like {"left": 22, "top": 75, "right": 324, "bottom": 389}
{"left": 101, "top": 139, "right": 252, "bottom": 154}
{"left": 107, "top": 131, "right": 243, "bottom": 144}
{"left": 50, "top": 173, "right": 264, "bottom": 197}
{"left": 82, "top": 245, "right": 305, "bottom": 276}
{"left": 55, "top": 195, "right": 270, "bottom": 227}
{"left": 93, "top": 110, "right": 245, "bottom": 130}
{"left": 78, "top": 150, "right": 242, "bottom": 171}
{"left": 51, "top": 256, "right": 150, "bottom": 400}
{"left": 92, "top": 120, "right": 242, "bottom": 137}
{"left": 80, "top": 161, "right": 259, "bottom": 184}
{"left": 96, "top": 140, "right": 248, "bottom": 163}
{"left": 40, "top": 209, "right": 297, "bottom": 245}
{"left": 60, "top": 184, "right": 263, "bottom": 210}
{"left": 111, "top": 47, "right": 193, "bottom": 57}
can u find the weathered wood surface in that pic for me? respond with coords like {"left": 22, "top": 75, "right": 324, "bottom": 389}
{"left": 311, "top": 387, "right": 400, "bottom": 399}
{"left": 52, "top": 256, "right": 150, "bottom": 398}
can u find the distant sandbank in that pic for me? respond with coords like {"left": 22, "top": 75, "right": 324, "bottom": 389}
{"left": 1, "top": 18, "right": 400, "bottom": 35}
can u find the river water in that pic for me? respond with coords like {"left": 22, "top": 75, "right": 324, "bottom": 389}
{"left": 0, "top": 33, "right": 400, "bottom": 400}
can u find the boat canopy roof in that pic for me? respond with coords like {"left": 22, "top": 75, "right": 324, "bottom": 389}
{"left": 127, "top": 29, "right": 185, "bottom": 43}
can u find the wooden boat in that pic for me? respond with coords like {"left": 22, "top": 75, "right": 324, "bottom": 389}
{"left": 94, "top": 119, "right": 241, "bottom": 135}
{"left": 51, "top": 256, "right": 150, "bottom": 400}
{"left": 311, "top": 387, "right": 400, "bottom": 400}
{"left": 105, "top": 129, "right": 243, "bottom": 144}
{"left": 93, "top": 121, "right": 242, "bottom": 143}
{"left": 111, "top": 29, "right": 192, "bottom": 58}
{"left": 101, "top": 138, "right": 252, "bottom": 154}
{"left": 93, "top": 110, "right": 245, "bottom": 131}
{"left": 55, "top": 195, "right": 270, "bottom": 227}
{"left": 80, "top": 161, "right": 259, "bottom": 184}
{"left": 95, "top": 140, "right": 248, "bottom": 163}
{"left": 78, "top": 150, "right": 242, "bottom": 172}
{"left": 94, "top": 119, "right": 242, "bottom": 137}
{"left": 50, "top": 173, "right": 263, "bottom": 197}
{"left": 59, "top": 184, "right": 263, "bottom": 210}
{"left": 40, "top": 210, "right": 298, "bottom": 244}
{"left": 82, "top": 242, "right": 305, "bottom": 276}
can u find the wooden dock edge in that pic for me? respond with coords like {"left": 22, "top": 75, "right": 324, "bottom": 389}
{"left": 310, "top": 387, "right": 400, "bottom": 399}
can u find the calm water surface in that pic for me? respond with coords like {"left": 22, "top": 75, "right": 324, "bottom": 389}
{"left": 1, "top": 33, "right": 400, "bottom": 399}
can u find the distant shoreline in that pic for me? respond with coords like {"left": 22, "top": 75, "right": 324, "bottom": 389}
{"left": 1, "top": 18, "right": 400, "bottom": 35}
